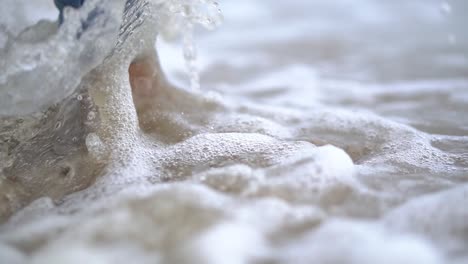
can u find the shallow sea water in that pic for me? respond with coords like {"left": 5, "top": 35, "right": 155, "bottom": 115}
{"left": 0, "top": 0, "right": 468, "bottom": 263}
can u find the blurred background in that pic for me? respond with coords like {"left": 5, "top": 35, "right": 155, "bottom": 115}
{"left": 155, "top": 0, "right": 468, "bottom": 136}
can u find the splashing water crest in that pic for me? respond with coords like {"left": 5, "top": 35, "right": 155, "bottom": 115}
{"left": 158, "top": 0, "right": 223, "bottom": 90}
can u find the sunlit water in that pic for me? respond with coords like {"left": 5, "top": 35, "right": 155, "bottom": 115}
{"left": 1, "top": 0, "right": 467, "bottom": 263}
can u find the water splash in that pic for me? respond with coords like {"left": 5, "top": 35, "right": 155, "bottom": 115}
{"left": 439, "top": 1, "right": 457, "bottom": 45}
{"left": 159, "top": 0, "right": 223, "bottom": 90}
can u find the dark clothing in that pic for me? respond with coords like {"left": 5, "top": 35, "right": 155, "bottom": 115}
{"left": 54, "top": 0, "right": 86, "bottom": 24}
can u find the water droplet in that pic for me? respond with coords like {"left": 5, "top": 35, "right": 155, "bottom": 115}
{"left": 448, "top": 34, "right": 457, "bottom": 45}
{"left": 87, "top": 111, "right": 96, "bottom": 121}
{"left": 440, "top": 2, "right": 452, "bottom": 15}
{"left": 86, "top": 133, "right": 106, "bottom": 160}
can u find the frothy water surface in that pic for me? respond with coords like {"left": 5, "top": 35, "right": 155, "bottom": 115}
{"left": 1, "top": 0, "right": 468, "bottom": 263}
